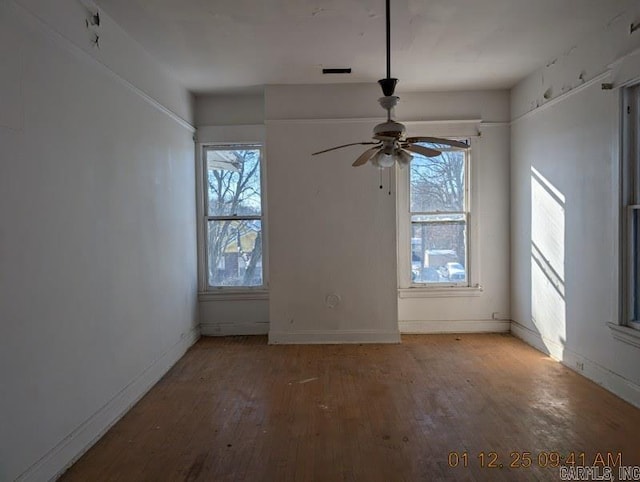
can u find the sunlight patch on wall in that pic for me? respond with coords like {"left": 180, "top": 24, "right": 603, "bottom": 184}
{"left": 531, "top": 166, "right": 566, "bottom": 352}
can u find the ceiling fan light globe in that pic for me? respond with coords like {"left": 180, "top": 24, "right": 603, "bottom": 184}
{"left": 370, "top": 150, "right": 385, "bottom": 168}
{"left": 397, "top": 149, "right": 413, "bottom": 167}
{"left": 378, "top": 154, "right": 395, "bottom": 168}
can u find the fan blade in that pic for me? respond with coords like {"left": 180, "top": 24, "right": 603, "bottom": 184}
{"left": 352, "top": 147, "right": 381, "bottom": 167}
{"left": 312, "top": 141, "right": 380, "bottom": 156}
{"left": 405, "top": 137, "right": 469, "bottom": 149}
{"left": 404, "top": 144, "right": 441, "bottom": 158}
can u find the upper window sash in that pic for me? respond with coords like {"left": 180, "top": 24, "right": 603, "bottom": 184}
{"left": 203, "top": 145, "right": 263, "bottom": 219}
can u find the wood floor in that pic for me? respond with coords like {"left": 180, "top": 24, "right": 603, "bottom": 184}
{"left": 61, "top": 334, "right": 640, "bottom": 481}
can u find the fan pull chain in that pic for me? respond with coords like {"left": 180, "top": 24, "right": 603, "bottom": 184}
{"left": 388, "top": 168, "right": 392, "bottom": 196}
{"left": 379, "top": 169, "right": 383, "bottom": 189}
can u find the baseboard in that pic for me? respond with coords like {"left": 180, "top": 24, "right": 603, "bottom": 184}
{"left": 200, "top": 321, "right": 269, "bottom": 336}
{"left": 399, "top": 319, "right": 510, "bottom": 334}
{"left": 511, "top": 321, "right": 640, "bottom": 409}
{"left": 17, "top": 325, "right": 200, "bottom": 482}
{"left": 268, "top": 329, "right": 401, "bottom": 344}
{"left": 510, "top": 321, "right": 558, "bottom": 357}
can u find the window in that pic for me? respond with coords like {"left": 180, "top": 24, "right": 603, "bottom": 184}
{"left": 621, "top": 86, "right": 640, "bottom": 330}
{"left": 399, "top": 140, "right": 472, "bottom": 289}
{"left": 202, "top": 144, "right": 265, "bottom": 289}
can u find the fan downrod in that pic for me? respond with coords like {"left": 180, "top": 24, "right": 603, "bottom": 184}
{"left": 378, "top": 0, "right": 397, "bottom": 97}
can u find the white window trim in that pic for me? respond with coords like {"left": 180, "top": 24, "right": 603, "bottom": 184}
{"left": 396, "top": 126, "right": 481, "bottom": 298}
{"left": 607, "top": 322, "right": 640, "bottom": 349}
{"left": 613, "top": 85, "right": 640, "bottom": 341}
{"left": 198, "top": 290, "right": 269, "bottom": 302}
{"left": 398, "top": 286, "right": 483, "bottom": 299}
{"left": 195, "top": 132, "right": 269, "bottom": 294}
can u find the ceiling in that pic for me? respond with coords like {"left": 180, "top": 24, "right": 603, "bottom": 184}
{"left": 96, "top": 0, "right": 635, "bottom": 94}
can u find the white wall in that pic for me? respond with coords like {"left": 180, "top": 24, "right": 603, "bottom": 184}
{"left": 266, "top": 84, "right": 398, "bottom": 343}
{"left": 194, "top": 95, "right": 270, "bottom": 336}
{"left": 0, "top": 1, "right": 198, "bottom": 480}
{"left": 194, "top": 85, "right": 511, "bottom": 340}
{"left": 264, "top": 84, "right": 510, "bottom": 342}
{"left": 195, "top": 93, "right": 264, "bottom": 127}
{"left": 394, "top": 91, "right": 511, "bottom": 333}
{"left": 510, "top": 3, "right": 640, "bottom": 407}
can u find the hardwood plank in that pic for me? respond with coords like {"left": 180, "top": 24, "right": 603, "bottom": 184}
{"left": 61, "top": 334, "right": 640, "bottom": 481}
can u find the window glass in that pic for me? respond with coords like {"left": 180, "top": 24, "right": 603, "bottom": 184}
{"left": 408, "top": 143, "right": 468, "bottom": 285}
{"left": 205, "top": 148, "right": 262, "bottom": 217}
{"left": 410, "top": 150, "right": 465, "bottom": 213}
{"left": 203, "top": 145, "right": 264, "bottom": 289}
{"left": 207, "top": 220, "right": 263, "bottom": 287}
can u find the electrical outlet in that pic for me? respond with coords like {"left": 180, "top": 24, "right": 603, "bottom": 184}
{"left": 576, "top": 361, "right": 584, "bottom": 371}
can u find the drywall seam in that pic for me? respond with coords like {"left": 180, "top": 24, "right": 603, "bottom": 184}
{"left": 11, "top": 0, "right": 195, "bottom": 133}
{"left": 16, "top": 327, "right": 200, "bottom": 482}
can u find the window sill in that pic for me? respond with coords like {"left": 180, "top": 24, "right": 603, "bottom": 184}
{"left": 398, "top": 285, "right": 483, "bottom": 299}
{"left": 607, "top": 322, "right": 640, "bottom": 349}
{"left": 198, "top": 290, "right": 269, "bottom": 302}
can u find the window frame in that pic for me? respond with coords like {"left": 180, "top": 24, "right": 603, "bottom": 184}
{"left": 620, "top": 85, "right": 640, "bottom": 331}
{"left": 397, "top": 133, "right": 481, "bottom": 296}
{"left": 197, "top": 142, "right": 268, "bottom": 294}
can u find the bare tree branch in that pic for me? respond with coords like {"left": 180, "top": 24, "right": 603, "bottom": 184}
{"left": 206, "top": 149, "right": 263, "bottom": 286}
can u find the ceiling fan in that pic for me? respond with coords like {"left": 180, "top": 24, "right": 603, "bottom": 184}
{"left": 312, "top": 0, "right": 469, "bottom": 168}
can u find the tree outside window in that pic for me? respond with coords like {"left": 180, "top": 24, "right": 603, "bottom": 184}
{"left": 409, "top": 143, "right": 469, "bottom": 285}
{"left": 204, "top": 146, "right": 264, "bottom": 288}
